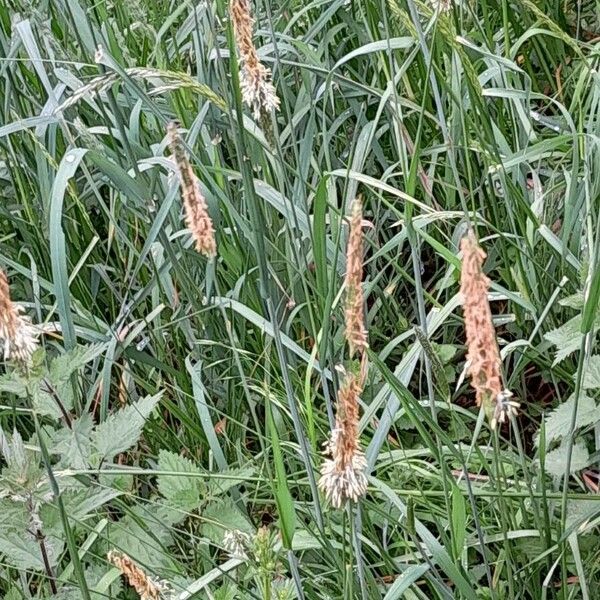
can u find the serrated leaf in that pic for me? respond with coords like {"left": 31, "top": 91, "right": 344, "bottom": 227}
{"left": 535, "top": 394, "right": 599, "bottom": 447}
{"left": 0, "top": 371, "right": 28, "bottom": 396}
{"left": 544, "top": 315, "right": 584, "bottom": 364}
{"left": 566, "top": 500, "right": 600, "bottom": 532}
{"left": 50, "top": 413, "right": 93, "bottom": 469}
{"left": 4, "top": 589, "right": 22, "bottom": 600}
{"left": 63, "top": 487, "right": 122, "bottom": 521}
{"left": 559, "top": 291, "right": 584, "bottom": 309}
{"left": 91, "top": 393, "right": 162, "bottom": 463}
{"left": 0, "top": 427, "right": 43, "bottom": 492}
{"left": 581, "top": 355, "right": 600, "bottom": 390}
{"left": 200, "top": 497, "right": 253, "bottom": 544}
{"left": 47, "top": 345, "right": 105, "bottom": 413}
{"left": 207, "top": 466, "right": 255, "bottom": 497}
{"left": 48, "top": 344, "right": 104, "bottom": 384}
{"left": 108, "top": 507, "right": 176, "bottom": 571}
{"left": 543, "top": 441, "right": 590, "bottom": 478}
{"left": 156, "top": 449, "right": 204, "bottom": 514}
{"left": 0, "top": 531, "right": 63, "bottom": 570}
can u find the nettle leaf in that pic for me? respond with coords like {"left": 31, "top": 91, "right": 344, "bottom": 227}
{"left": 566, "top": 500, "right": 600, "bottom": 532}
{"left": 543, "top": 440, "right": 590, "bottom": 478}
{"left": 0, "top": 371, "right": 28, "bottom": 396}
{"left": 559, "top": 291, "right": 584, "bottom": 309}
{"left": 581, "top": 355, "right": 600, "bottom": 390}
{"left": 535, "top": 394, "right": 599, "bottom": 447}
{"left": 63, "top": 487, "right": 122, "bottom": 521}
{"left": 545, "top": 311, "right": 600, "bottom": 366}
{"left": 46, "top": 344, "right": 105, "bottom": 414}
{"left": 108, "top": 508, "right": 177, "bottom": 571}
{"left": 0, "top": 427, "right": 43, "bottom": 492}
{"left": 156, "top": 450, "right": 204, "bottom": 513}
{"left": 0, "top": 531, "right": 63, "bottom": 570}
{"left": 200, "top": 497, "right": 254, "bottom": 544}
{"left": 50, "top": 413, "right": 93, "bottom": 469}
{"left": 207, "top": 466, "right": 255, "bottom": 497}
{"left": 91, "top": 393, "right": 162, "bottom": 463}
{"left": 544, "top": 315, "right": 584, "bottom": 365}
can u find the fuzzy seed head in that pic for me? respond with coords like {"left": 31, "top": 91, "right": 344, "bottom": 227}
{"left": 0, "top": 270, "right": 39, "bottom": 368}
{"left": 230, "top": 0, "right": 280, "bottom": 119}
{"left": 491, "top": 389, "right": 520, "bottom": 430}
{"left": 107, "top": 551, "right": 165, "bottom": 600}
{"left": 167, "top": 122, "right": 217, "bottom": 258}
{"left": 319, "top": 373, "right": 368, "bottom": 508}
{"left": 460, "top": 233, "right": 515, "bottom": 425}
{"left": 223, "top": 529, "right": 251, "bottom": 559}
{"left": 344, "top": 199, "right": 368, "bottom": 357}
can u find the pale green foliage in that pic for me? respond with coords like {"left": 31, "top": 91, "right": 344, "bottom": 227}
{"left": 535, "top": 394, "right": 599, "bottom": 447}
{"left": 201, "top": 497, "right": 254, "bottom": 544}
{"left": 543, "top": 441, "right": 590, "bottom": 479}
{"left": 157, "top": 449, "right": 205, "bottom": 512}
{"left": 91, "top": 392, "right": 162, "bottom": 464}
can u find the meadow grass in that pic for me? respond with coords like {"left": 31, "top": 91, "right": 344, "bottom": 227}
{"left": 0, "top": 0, "right": 599, "bottom": 598}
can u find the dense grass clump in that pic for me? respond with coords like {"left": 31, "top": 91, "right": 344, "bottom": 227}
{"left": 1, "top": 0, "right": 599, "bottom": 598}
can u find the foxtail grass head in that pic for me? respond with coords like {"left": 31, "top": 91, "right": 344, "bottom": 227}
{"left": 167, "top": 122, "right": 217, "bottom": 258}
{"left": 0, "top": 270, "right": 39, "bottom": 369}
{"left": 460, "top": 232, "right": 518, "bottom": 428}
{"left": 345, "top": 198, "right": 368, "bottom": 358}
{"left": 318, "top": 371, "right": 368, "bottom": 508}
{"left": 230, "top": 0, "right": 280, "bottom": 119}
{"left": 107, "top": 551, "right": 167, "bottom": 600}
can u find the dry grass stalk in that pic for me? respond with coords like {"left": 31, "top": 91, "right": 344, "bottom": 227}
{"left": 319, "top": 371, "right": 368, "bottom": 508}
{"left": 345, "top": 198, "right": 368, "bottom": 358}
{"left": 167, "top": 122, "right": 217, "bottom": 258}
{"left": 230, "top": 0, "right": 279, "bottom": 119}
{"left": 0, "top": 269, "right": 39, "bottom": 368}
{"left": 107, "top": 551, "right": 164, "bottom": 600}
{"left": 460, "top": 233, "right": 518, "bottom": 427}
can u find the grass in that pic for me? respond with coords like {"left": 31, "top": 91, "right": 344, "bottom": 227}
{"left": 1, "top": 0, "right": 600, "bottom": 598}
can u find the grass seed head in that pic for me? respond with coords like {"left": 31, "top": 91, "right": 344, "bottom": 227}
{"left": 167, "top": 122, "right": 217, "bottom": 258}
{"left": 0, "top": 270, "right": 39, "bottom": 369}
{"left": 319, "top": 372, "right": 368, "bottom": 508}
{"left": 344, "top": 198, "right": 368, "bottom": 358}
{"left": 230, "top": 0, "right": 279, "bottom": 119}
{"left": 460, "top": 233, "right": 515, "bottom": 427}
{"left": 107, "top": 550, "right": 166, "bottom": 600}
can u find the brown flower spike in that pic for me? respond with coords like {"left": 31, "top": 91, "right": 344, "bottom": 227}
{"left": 344, "top": 198, "right": 368, "bottom": 358}
{"left": 230, "top": 0, "right": 279, "bottom": 119}
{"left": 0, "top": 269, "right": 39, "bottom": 368}
{"left": 167, "top": 122, "right": 217, "bottom": 258}
{"left": 460, "top": 233, "right": 518, "bottom": 428}
{"left": 107, "top": 551, "right": 166, "bottom": 600}
{"left": 318, "top": 371, "right": 368, "bottom": 508}
{"left": 319, "top": 198, "right": 369, "bottom": 508}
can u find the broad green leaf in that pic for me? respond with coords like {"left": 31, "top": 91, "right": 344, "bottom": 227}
{"left": 207, "top": 466, "right": 255, "bottom": 497}
{"left": 0, "top": 531, "right": 63, "bottom": 570}
{"left": 62, "top": 487, "right": 122, "bottom": 521}
{"left": 47, "top": 345, "right": 105, "bottom": 412}
{"left": 50, "top": 413, "right": 93, "bottom": 469}
{"left": 544, "top": 315, "right": 584, "bottom": 364}
{"left": 91, "top": 393, "right": 162, "bottom": 463}
{"left": 200, "top": 497, "right": 254, "bottom": 544}
{"left": 535, "top": 394, "right": 598, "bottom": 447}
{"left": 108, "top": 508, "right": 176, "bottom": 571}
{"left": 581, "top": 355, "right": 600, "bottom": 390}
{"left": 157, "top": 449, "right": 204, "bottom": 513}
{"left": 543, "top": 441, "right": 590, "bottom": 478}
